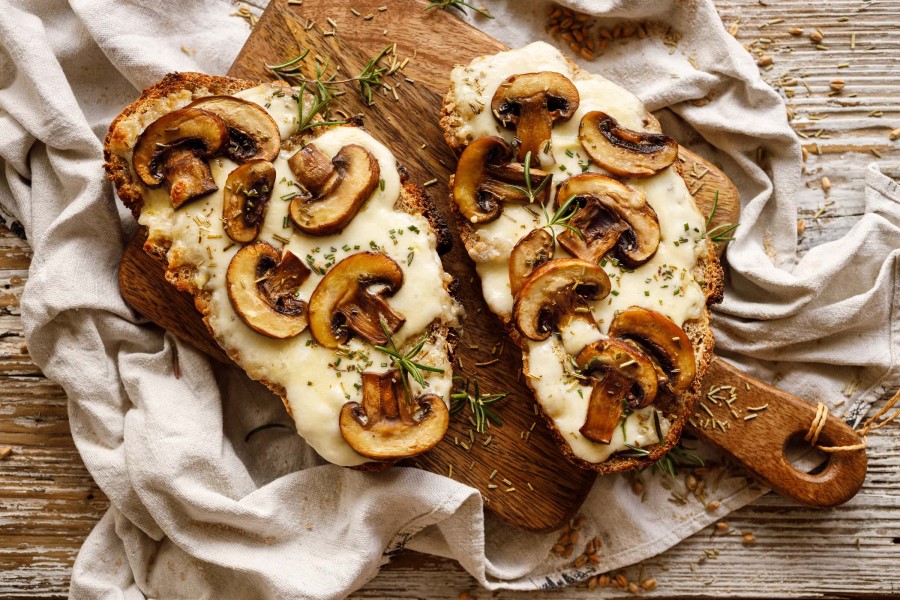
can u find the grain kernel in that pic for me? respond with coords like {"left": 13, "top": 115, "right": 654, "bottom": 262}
{"left": 830, "top": 79, "right": 845, "bottom": 91}
{"left": 742, "top": 532, "right": 756, "bottom": 544}
{"left": 588, "top": 576, "right": 599, "bottom": 590}
{"left": 575, "top": 555, "right": 587, "bottom": 568}
{"left": 642, "top": 578, "right": 658, "bottom": 591}
{"left": 706, "top": 500, "right": 720, "bottom": 512}
{"left": 757, "top": 55, "right": 773, "bottom": 67}
{"left": 628, "top": 582, "right": 640, "bottom": 594}
{"left": 615, "top": 574, "right": 628, "bottom": 588}
{"left": 599, "top": 574, "right": 611, "bottom": 586}
{"left": 553, "top": 543, "right": 565, "bottom": 554}
{"left": 589, "top": 553, "right": 601, "bottom": 564}
{"left": 0, "top": 446, "right": 12, "bottom": 460}
{"left": 788, "top": 27, "right": 803, "bottom": 36}
{"left": 562, "top": 544, "right": 574, "bottom": 558}
{"left": 809, "top": 30, "right": 824, "bottom": 43}
{"left": 715, "top": 521, "right": 729, "bottom": 531}
{"left": 569, "top": 531, "right": 581, "bottom": 544}
{"left": 821, "top": 176, "right": 831, "bottom": 194}
{"left": 631, "top": 480, "right": 645, "bottom": 495}
{"left": 889, "top": 128, "right": 900, "bottom": 141}
{"left": 728, "top": 23, "right": 739, "bottom": 36}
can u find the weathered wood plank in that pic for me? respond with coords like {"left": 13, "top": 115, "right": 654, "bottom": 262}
{"left": 1, "top": 0, "right": 899, "bottom": 596}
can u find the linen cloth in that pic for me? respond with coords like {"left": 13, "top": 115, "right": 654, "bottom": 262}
{"left": 0, "top": 0, "right": 897, "bottom": 597}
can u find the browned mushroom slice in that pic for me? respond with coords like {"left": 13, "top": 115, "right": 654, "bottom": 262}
{"left": 512, "top": 258, "right": 611, "bottom": 341}
{"left": 576, "top": 340, "right": 659, "bottom": 444}
{"left": 132, "top": 108, "right": 229, "bottom": 208}
{"left": 223, "top": 160, "right": 276, "bottom": 243}
{"left": 556, "top": 174, "right": 660, "bottom": 268}
{"left": 339, "top": 370, "right": 449, "bottom": 460}
{"left": 608, "top": 306, "right": 696, "bottom": 394}
{"left": 452, "top": 136, "right": 551, "bottom": 224}
{"left": 187, "top": 95, "right": 281, "bottom": 162}
{"left": 288, "top": 144, "right": 379, "bottom": 235}
{"left": 308, "top": 252, "right": 405, "bottom": 349}
{"left": 162, "top": 147, "right": 218, "bottom": 209}
{"left": 509, "top": 228, "right": 554, "bottom": 297}
{"left": 491, "top": 72, "right": 580, "bottom": 164}
{"left": 226, "top": 242, "right": 311, "bottom": 339}
{"left": 579, "top": 111, "right": 678, "bottom": 177}
{"left": 287, "top": 144, "right": 337, "bottom": 194}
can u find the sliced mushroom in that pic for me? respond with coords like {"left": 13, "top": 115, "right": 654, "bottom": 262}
{"left": 452, "top": 136, "right": 551, "bottom": 224}
{"left": 579, "top": 111, "right": 678, "bottom": 177}
{"left": 289, "top": 144, "right": 379, "bottom": 235}
{"left": 556, "top": 174, "right": 660, "bottom": 268}
{"left": 576, "top": 340, "right": 659, "bottom": 444}
{"left": 509, "top": 228, "right": 554, "bottom": 297}
{"left": 512, "top": 258, "right": 611, "bottom": 342}
{"left": 287, "top": 144, "right": 337, "bottom": 194}
{"left": 226, "top": 242, "right": 311, "bottom": 339}
{"left": 162, "top": 147, "right": 218, "bottom": 209}
{"left": 308, "top": 252, "right": 405, "bottom": 349}
{"left": 608, "top": 307, "right": 696, "bottom": 394}
{"left": 187, "top": 96, "right": 281, "bottom": 163}
{"left": 491, "top": 72, "right": 580, "bottom": 164}
{"left": 223, "top": 160, "right": 276, "bottom": 243}
{"left": 340, "top": 370, "right": 449, "bottom": 460}
{"left": 132, "top": 108, "right": 228, "bottom": 207}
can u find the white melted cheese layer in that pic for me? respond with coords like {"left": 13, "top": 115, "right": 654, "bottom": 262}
{"left": 136, "top": 85, "right": 460, "bottom": 466}
{"left": 451, "top": 43, "right": 709, "bottom": 462}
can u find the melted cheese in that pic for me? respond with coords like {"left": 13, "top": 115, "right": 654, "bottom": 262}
{"left": 449, "top": 42, "right": 709, "bottom": 463}
{"left": 132, "top": 84, "right": 461, "bottom": 466}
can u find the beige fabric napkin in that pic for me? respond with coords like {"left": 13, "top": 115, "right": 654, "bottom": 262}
{"left": 1, "top": 0, "right": 896, "bottom": 597}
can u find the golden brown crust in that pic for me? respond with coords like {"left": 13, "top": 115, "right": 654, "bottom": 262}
{"left": 106, "top": 73, "right": 460, "bottom": 469}
{"left": 440, "top": 53, "right": 724, "bottom": 475}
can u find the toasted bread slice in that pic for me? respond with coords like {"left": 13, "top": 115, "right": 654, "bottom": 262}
{"left": 105, "top": 73, "right": 462, "bottom": 468}
{"left": 440, "top": 43, "right": 723, "bottom": 475}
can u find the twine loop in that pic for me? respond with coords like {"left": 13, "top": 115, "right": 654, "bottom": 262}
{"left": 805, "top": 388, "right": 900, "bottom": 453}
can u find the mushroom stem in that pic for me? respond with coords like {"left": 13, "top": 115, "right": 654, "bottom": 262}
{"left": 338, "top": 292, "right": 405, "bottom": 346}
{"left": 162, "top": 148, "right": 218, "bottom": 209}
{"left": 580, "top": 372, "right": 628, "bottom": 444}
{"left": 514, "top": 97, "right": 553, "bottom": 165}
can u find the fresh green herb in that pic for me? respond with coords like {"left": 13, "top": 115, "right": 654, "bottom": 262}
{"left": 450, "top": 377, "right": 508, "bottom": 434}
{"left": 541, "top": 193, "right": 583, "bottom": 244}
{"left": 374, "top": 321, "right": 444, "bottom": 403}
{"left": 652, "top": 442, "right": 705, "bottom": 478}
{"left": 620, "top": 443, "right": 651, "bottom": 458}
{"left": 504, "top": 151, "right": 550, "bottom": 204}
{"left": 423, "top": 0, "right": 494, "bottom": 19}
{"left": 705, "top": 190, "right": 740, "bottom": 242}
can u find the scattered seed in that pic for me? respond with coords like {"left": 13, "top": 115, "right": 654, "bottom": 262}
{"left": 821, "top": 176, "right": 831, "bottom": 195}
{"left": 641, "top": 578, "right": 657, "bottom": 591}
{"left": 757, "top": 55, "right": 773, "bottom": 67}
{"left": 788, "top": 27, "right": 803, "bottom": 36}
{"left": 742, "top": 532, "right": 756, "bottom": 544}
{"left": 706, "top": 500, "right": 720, "bottom": 512}
{"left": 0, "top": 446, "right": 12, "bottom": 460}
{"left": 830, "top": 79, "right": 845, "bottom": 91}
{"left": 809, "top": 29, "right": 824, "bottom": 43}
{"left": 716, "top": 521, "right": 729, "bottom": 531}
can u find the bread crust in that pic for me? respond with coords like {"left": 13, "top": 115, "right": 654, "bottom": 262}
{"left": 105, "top": 73, "right": 460, "bottom": 469}
{"left": 440, "top": 54, "right": 724, "bottom": 475}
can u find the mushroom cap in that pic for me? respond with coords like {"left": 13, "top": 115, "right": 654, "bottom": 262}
{"left": 287, "top": 143, "right": 337, "bottom": 194}
{"left": 491, "top": 71, "right": 580, "bottom": 127}
{"left": 578, "top": 111, "right": 678, "bottom": 177}
{"left": 162, "top": 147, "right": 218, "bottom": 209}
{"left": 187, "top": 95, "right": 281, "bottom": 163}
{"left": 223, "top": 159, "right": 276, "bottom": 243}
{"left": 226, "top": 242, "right": 311, "bottom": 339}
{"left": 491, "top": 72, "right": 580, "bottom": 164}
{"left": 556, "top": 173, "right": 660, "bottom": 268}
{"left": 576, "top": 339, "right": 659, "bottom": 408}
{"left": 132, "top": 108, "right": 229, "bottom": 187}
{"left": 512, "top": 258, "right": 611, "bottom": 341}
{"left": 289, "top": 144, "right": 380, "bottom": 236}
{"left": 509, "top": 228, "right": 554, "bottom": 297}
{"left": 308, "top": 252, "right": 405, "bottom": 349}
{"left": 339, "top": 370, "right": 449, "bottom": 460}
{"left": 452, "top": 136, "right": 551, "bottom": 224}
{"left": 608, "top": 306, "right": 696, "bottom": 393}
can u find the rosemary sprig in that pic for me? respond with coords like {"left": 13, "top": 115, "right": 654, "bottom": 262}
{"left": 423, "top": 0, "right": 494, "bottom": 19}
{"left": 355, "top": 45, "right": 392, "bottom": 105}
{"left": 542, "top": 193, "right": 584, "bottom": 243}
{"left": 505, "top": 151, "right": 550, "bottom": 204}
{"left": 705, "top": 190, "right": 740, "bottom": 243}
{"left": 653, "top": 442, "right": 705, "bottom": 478}
{"left": 450, "top": 377, "right": 508, "bottom": 434}
{"left": 374, "top": 320, "right": 444, "bottom": 403}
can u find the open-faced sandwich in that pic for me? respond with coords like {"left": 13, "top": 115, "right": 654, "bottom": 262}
{"left": 441, "top": 42, "right": 723, "bottom": 474}
{"left": 105, "top": 73, "right": 463, "bottom": 467}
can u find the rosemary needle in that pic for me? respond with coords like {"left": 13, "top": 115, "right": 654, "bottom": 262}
{"left": 374, "top": 320, "right": 444, "bottom": 403}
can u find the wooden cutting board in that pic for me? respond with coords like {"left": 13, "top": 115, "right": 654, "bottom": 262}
{"left": 118, "top": 0, "right": 867, "bottom": 530}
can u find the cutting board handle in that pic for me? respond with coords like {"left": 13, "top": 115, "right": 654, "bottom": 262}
{"left": 690, "top": 358, "right": 867, "bottom": 507}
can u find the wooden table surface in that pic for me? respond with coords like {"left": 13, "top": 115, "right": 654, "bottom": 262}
{"left": 1, "top": 0, "right": 898, "bottom": 597}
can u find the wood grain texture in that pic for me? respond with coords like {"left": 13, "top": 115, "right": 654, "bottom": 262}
{"left": 117, "top": 0, "right": 741, "bottom": 532}
{"left": 2, "top": 0, "right": 899, "bottom": 596}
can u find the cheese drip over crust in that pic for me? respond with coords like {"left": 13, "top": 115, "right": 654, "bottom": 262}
{"left": 447, "top": 42, "right": 710, "bottom": 463}
{"left": 124, "top": 84, "right": 461, "bottom": 466}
